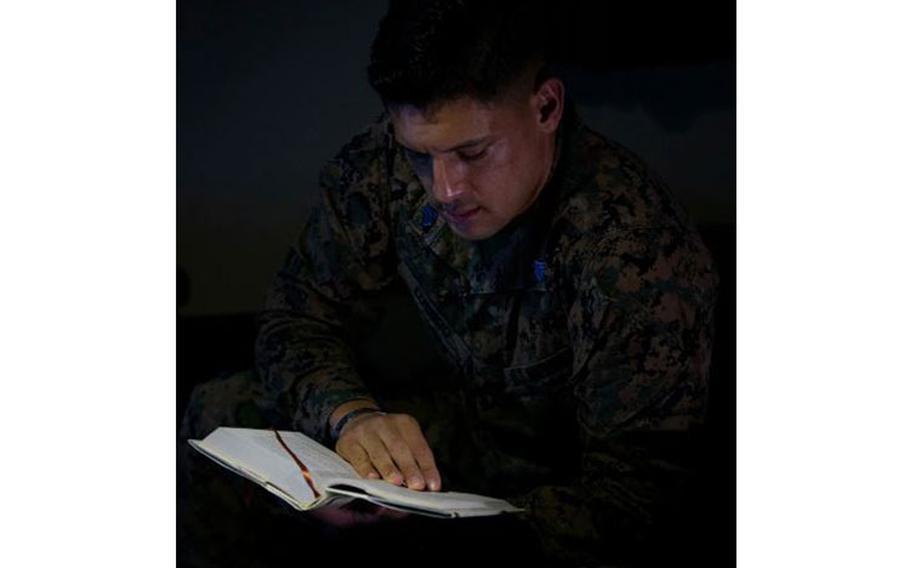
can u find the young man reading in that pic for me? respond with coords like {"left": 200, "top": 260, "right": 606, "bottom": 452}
{"left": 181, "top": 2, "right": 718, "bottom": 565}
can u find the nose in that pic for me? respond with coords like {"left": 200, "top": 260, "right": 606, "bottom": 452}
{"left": 431, "top": 156, "right": 465, "bottom": 205}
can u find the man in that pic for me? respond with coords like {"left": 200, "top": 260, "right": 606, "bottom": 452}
{"left": 182, "top": 1, "right": 718, "bottom": 566}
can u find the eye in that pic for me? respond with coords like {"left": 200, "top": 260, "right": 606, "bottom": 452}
{"left": 403, "top": 147, "right": 428, "bottom": 162}
{"left": 458, "top": 147, "right": 488, "bottom": 162}
{"left": 403, "top": 147, "right": 432, "bottom": 174}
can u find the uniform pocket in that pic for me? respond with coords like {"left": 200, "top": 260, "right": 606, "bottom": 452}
{"left": 476, "top": 347, "right": 578, "bottom": 483}
{"left": 502, "top": 347, "right": 573, "bottom": 396}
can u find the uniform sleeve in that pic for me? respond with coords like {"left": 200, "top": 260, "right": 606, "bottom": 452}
{"left": 510, "top": 224, "right": 719, "bottom": 565}
{"left": 254, "top": 129, "right": 397, "bottom": 446}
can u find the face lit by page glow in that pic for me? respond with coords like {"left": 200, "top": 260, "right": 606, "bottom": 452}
{"left": 392, "top": 96, "right": 557, "bottom": 240}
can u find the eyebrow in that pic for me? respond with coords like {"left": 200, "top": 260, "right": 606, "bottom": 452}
{"left": 397, "top": 136, "right": 491, "bottom": 155}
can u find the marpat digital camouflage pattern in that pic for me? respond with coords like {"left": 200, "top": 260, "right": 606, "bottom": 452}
{"left": 185, "top": 107, "right": 719, "bottom": 566}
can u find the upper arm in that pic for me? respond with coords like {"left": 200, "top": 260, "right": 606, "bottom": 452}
{"left": 565, "top": 225, "right": 718, "bottom": 437}
{"left": 294, "top": 130, "right": 397, "bottom": 302}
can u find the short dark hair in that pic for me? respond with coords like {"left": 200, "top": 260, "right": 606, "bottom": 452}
{"left": 368, "top": 0, "right": 554, "bottom": 109}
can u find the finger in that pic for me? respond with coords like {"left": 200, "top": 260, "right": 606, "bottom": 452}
{"left": 397, "top": 418, "right": 442, "bottom": 491}
{"left": 338, "top": 441, "right": 380, "bottom": 480}
{"left": 379, "top": 428, "right": 425, "bottom": 490}
{"left": 361, "top": 432, "right": 403, "bottom": 486}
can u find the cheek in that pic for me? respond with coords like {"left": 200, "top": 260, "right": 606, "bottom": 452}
{"left": 477, "top": 161, "right": 532, "bottom": 212}
{"left": 472, "top": 171, "right": 507, "bottom": 210}
{"left": 472, "top": 152, "right": 517, "bottom": 207}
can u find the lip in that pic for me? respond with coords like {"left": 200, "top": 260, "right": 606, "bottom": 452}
{"left": 443, "top": 207, "right": 481, "bottom": 224}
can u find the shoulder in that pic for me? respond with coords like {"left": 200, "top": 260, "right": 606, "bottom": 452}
{"left": 555, "top": 126, "right": 691, "bottom": 237}
{"left": 308, "top": 115, "right": 399, "bottom": 260}
{"left": 320, "top": 114, "right": 397, "bottom": 192}
{"left": 550, "top": 125, "right": 716, "bottom": 294}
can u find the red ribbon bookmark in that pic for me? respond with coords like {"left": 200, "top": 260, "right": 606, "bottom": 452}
{"left": 272, "top": 429, "right": 321, "bottom": 499}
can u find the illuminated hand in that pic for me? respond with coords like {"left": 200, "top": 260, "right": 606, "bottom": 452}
{"left": 334, "top": 409, "right": 442, "bottom": 492}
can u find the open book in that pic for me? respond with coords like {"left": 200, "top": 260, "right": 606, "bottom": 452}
{"left": 189, "top": 427, "right": 522, "bottom": 518}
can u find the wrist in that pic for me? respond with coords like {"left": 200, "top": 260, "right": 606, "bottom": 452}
{"left": 330, "top": 404, "right": 385, "bottom": 443}
{"left": 329, "top": 399, "right": 379, "bottom": 428}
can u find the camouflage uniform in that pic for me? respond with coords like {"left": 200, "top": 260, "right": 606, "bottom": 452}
{"left": 184, "top": 107, "right": 718, "bottom": 567}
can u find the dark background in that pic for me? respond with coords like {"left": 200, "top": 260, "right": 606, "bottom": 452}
{"left": 178, "top": 0, "right": 735, "bottom": 564}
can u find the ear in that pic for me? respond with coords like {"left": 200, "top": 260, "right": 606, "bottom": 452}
{"left": 533, "top": 77, "right": 564, "bottom": 134}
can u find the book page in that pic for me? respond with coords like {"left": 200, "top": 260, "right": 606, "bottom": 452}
{"left": 189, "top": 427, "right": 361, "bottom": 508}
{"left": 189, "top": 428, "right": 519, "bottom": 517}
{"left": 325, "top": 485, "right": 456, "bottom": 518}
{"left": 325, "top": 477, "right": 523, "bottom": 516}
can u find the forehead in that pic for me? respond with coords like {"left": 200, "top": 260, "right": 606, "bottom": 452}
{"left": 391, "top": 97, "right": 521, "bottom": 152}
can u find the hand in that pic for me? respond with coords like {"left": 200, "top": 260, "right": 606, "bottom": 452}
{"left": 334, "top": 411, "right": 442, "bottom": 492}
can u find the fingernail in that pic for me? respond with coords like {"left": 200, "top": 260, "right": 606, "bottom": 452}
{"left": 408, "top": 477, "right": 423, "bottom": 489}
{"left": 428, "top": 480, "right": 439, "bottom": 491}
